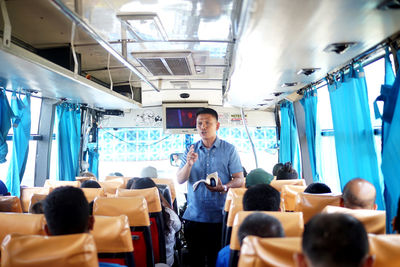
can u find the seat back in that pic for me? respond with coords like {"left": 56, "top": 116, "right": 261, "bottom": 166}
{"left": 281, "top": 185, "right": 306, "bottom": 211}
{"left": 28, "top": 194, "right": 47, "bottom": 213}
{"left": 0, "top": 196, "right": 22, "bottom": 213}
{"left": 1, "top": 233, "right": 98, "bottom": 267}
{"left": 238, "top": 236, "right": 301, "bottom": 267}
{"left": 270, "top": 179, "right": 306, "bottom": 192}
{"left": 224, "top": 191, "right": 245, "bottom": 246}
{"left": 152, "top": 178, "right": 177, "bottom": 212}
{"left": 44, "top": 180, "right": 81, "bottom": 188}
{"left": 322, "top": 205, "right": 386, "bottom": 234}
{"left": 369, "top": 234, "right": 400, "bottom": 267}
{"left": 105, "top": 176, "right": 131, "bottom": 188}
{"left": 20, "top": 187, "right": 51, "bottom": 212}
{"left": 99, "top": 180, "right": 125, "bottom": 196}
{"left": 222, "top": 188, "right": 247, "bottom": 246}
{"left": 93, "top": 196, "right": 154, "bottom": 267}
{"left": 92, "top": 215, "right": 134, "bottom": 267}
{"left": 81, "top": 188, "right": 106, "bottom": 203}
{"left": 117, "top": 187, "right": 166, "bottom": 264}
{"left": 75, "top": 176, "right": 97, "bottom": 182}
{"left": 294, "top": 193, "right": 342, "bottom": 223}
{"left": 0, "top": 213, "right": 46, "bottom": 243}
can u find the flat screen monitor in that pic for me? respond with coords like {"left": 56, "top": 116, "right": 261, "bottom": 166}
{"left": 163, "top": 103, "right": 207, "bottom": 134}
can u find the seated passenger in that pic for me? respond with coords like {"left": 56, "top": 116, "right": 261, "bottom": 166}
{"left": 242, "top": 184, "right": 281, "bottom": 211}
{"left": 341, "top": 178, "right": 377, "bottom": 210}
{"left": 304, "top": 183, "right": 332, "bottom": 194}
{"left": 276, "top": 162, "right": 298, "bottom": 180}
{"left": 126, "top": 177, "right": 139, "bottom": 190}
{"left": 272, "top": 163, "right": 284, "bottom": 176}
{"left": 140, "top": 166, "right": 158, "bottom": 178}
{"left": 0, "top": 180, "right": 10, "bottom": 196}
{"left": 295, "top": 213, "right": 374, "bottom": 267}
{"left": 216, "top": 213, "right": 285, "bottom": 267}
{"left": 43, "top": 186, "right": 122, "bottom": 267}
{"left": 81, "top": 180, "right": 101, "bottom": 188}
{"left": 132, "top": 178, "right": 181, "bottom": 266}
{"left": 29, "top": 200, "right": 44, "bottom": 214}
{"left": 79, "top": 171, "right": 96, "bottom": 178}
{"left": 245, "top": 168, "right": 274, "bottom": 188}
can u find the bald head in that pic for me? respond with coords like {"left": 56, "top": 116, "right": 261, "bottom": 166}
{"left": 342, "top": 178, "right": 377, "bottom": 210}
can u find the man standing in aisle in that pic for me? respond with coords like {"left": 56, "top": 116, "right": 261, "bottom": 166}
{"left": 177, "top": 108, "right": 244, "bottom": 267}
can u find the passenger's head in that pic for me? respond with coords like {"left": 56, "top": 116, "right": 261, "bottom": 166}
{"left": 131, "top": 177, "right": 157, "bottom": 189}
{"left": 108, "top": 172, "right": 124, "bottom": 177}
{"left": 245, "top": 168, "right": 274, "bottom": 188}
{"left": 272, "top": 163, "right": 284, "bottom": 176}
{"left": 126, "top": 177, "right": 140, "bottom": 189}
{"left": 296, "top": 213, "right": 373, "bottom": 267}
{"left": 80, "top": 180, "right": 101, "bottom": 188}
{"left": 141, "top": 166, "right": 158, "bottom": 178}
{"left": 341, "top": 178, "right": 377, "bottom": 210}
{"left": 79, "top": 171, "right": 96, "bottom": 178}
{"left": 276, "top": 162, "right": 298, "bottom": 180}
{"left": 0, "top": 180, "right": 10, "bottom": 196}
{"left": 304, "top": 183, "right": 332, "bottom": 194}
{"left": 29, "top": 201, "right": 44, "bottom": 214}
{"left": 43, "top": 186, "right": 94, "bottom": 236}
{"left": 238, "top": 213, "right": 285, "bottom": 246}
{"left": 243, "top": 184, "right": 280, "bottom": 211}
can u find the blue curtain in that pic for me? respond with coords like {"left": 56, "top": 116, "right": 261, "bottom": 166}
{"left": 300, "top": 89, "right": 321, "bottom": 182}
{"left": 379, "top": 49, "right": 400, "bottom": 233}
{"left": 88, "top": 144, "right": 99, "bottom": 177}
{"left": 56, "top": 103, "right": 81, "bottom": 181}
{"left": 0, "top": 90, "right": 14, "bottom": 164}
{"left": 279, "top": 101, "right": 302, "bottom": 176}
{"left": 6, "top": 93, "right": 31, "bottom": 197}
{"left": 328, "top": 66, "right": 384, "bottom": 210}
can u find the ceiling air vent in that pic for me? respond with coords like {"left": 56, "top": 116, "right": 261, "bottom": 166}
{"left": 297, "top": 68, "right": 321, "bottom": 76}
{"left": 324, "top": 42, "right": 357, "bottom": 54}
{"left": 132, "top": 51, "right": 195, "bottom": 76}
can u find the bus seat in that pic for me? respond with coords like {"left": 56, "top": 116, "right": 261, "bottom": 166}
{"left": 156, "top": 184, "right": 172, "bottom": 207}
{"left": 294, "top": 193, "right": 342, "bottom": 223}
{"left": 1, "top": 233, "right": 98, "bottom": 267}
{"left": 369, "top": 234, "right": 400, "bottom": 267}
{"left": 28, "top": 193, "right": 47, "bottom": 212}
{"left": 44, "top": 180, "right": 81, "bottom": 188}
{"left": 93, "top": 196, "right": 154, "bottom": 267}
{"left": 105, "top": 176, "right": 131, "bottom": 188}
{"left": 238, "top": 236, "right": 301, "bottom": 267}
{"left": 117, "top": 187, "right": 166, "bottom": 264}
{"left": 281, "top": 185, "right": 306, "bottom": 212}
{"left": 152, "top": 178, "right": 177, "bottom": 211}
{"left": 0, "top": 213, "right": 46, "bottom": 243}
{"left": 81, "top": 188, "right": 106, "bottom": 203}
{"left": 224, "top": 190, "right": 245, "bottom": 247}
{"left": 99, "top": 181, "right": 125, "bottom": 196}
{"left": 20, "top": 187, "right": 51, "bottom": 212}
{"left": 92, "top": 215, "right": 134, "bottom": 267}
{"left": 223, "top": 188, "right": 247, "bottom": 246}
{"left": 0, "top": 196, "right": 23, "bottom": 213}
{"left": 229, "top": 211, "right": 303, "bottom": 267}
{"left": 75, "top": 176, "right": 97, "bottom": 182}
{"left": 270, "top": 179, "right": 306, "bottom": 192}
{"left": 322, "top": 205, "right": 386, "bottom": 234}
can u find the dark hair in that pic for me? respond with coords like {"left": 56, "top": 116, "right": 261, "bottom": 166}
{"left": 242, "top": 167, "right": 248, "bottom": 178}
{"left": 238, "top": 213, "right": 285, "bottom": 246}
{"left": 43, "top": 186, "right": 90, "bottom": 235}
{"left": 272, "top": 163, "right": 284, "bottom": 176}
{"left": 126, "top": 177, "right": 140, "bottom": 189}
{"left": 131, "top": 178, "right": 172, "bottom": 234}
{"left": 29, "top": 201, "right": 44, "bottom": 214}
{"left": 302, "top": 213, "right": 369, "bottom": 267}
{"left": 304, "top": 183, "right": 332, "bottom": 194}
{"left": 195, "top": 107, "right": 218, "bottom": 121}
{"left": 243, "top": 184, "right": 280, "bottom": 211}
{"left": 80, "top": 180, "right": 101, "bottom": 188}
{"left": 394, "top": 197, "right": 400, "bottom": 233}
{"left": 276, "top": 162, "right": 298, "bottom": 180}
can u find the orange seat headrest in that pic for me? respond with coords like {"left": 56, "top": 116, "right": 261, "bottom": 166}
{"left": 20, "top": 187, "right": 52, "bottom": 212}
{"left": 0, "top": 196, "right": 22, "bottom": 213}
{"left": 0, "top": 213, "right": 46, "bottom": 243}
{"left": 117, "top": 187, "right": 162, "bottom": 213}
{"left": 270, "top": 179, "right": 306, "bottom": 192}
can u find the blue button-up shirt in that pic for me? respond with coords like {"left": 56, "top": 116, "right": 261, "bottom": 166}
{"left": 180, "top": 137, "right": 242, "bottom": 223}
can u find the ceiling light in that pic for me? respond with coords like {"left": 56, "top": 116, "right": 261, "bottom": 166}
{"left": 324, "top": 42, "right": 357, "bottom": 54}
{"left": 117, "top": 12, "right": 168, "bottom": 41}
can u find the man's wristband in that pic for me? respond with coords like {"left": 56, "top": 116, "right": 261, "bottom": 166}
{"left": 223, "top": 185, "right": 228, "bottom": 192}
